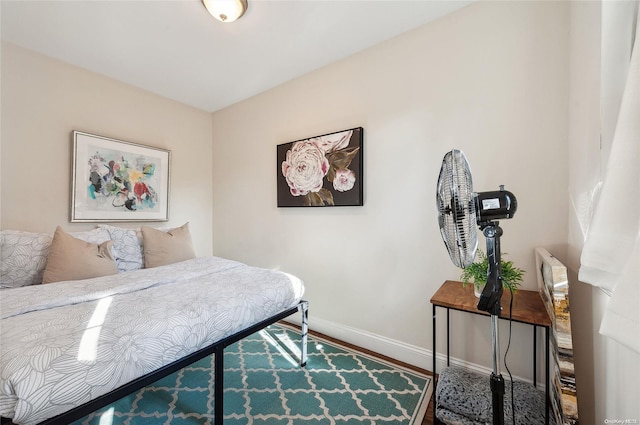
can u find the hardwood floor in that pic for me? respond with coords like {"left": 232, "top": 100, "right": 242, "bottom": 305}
{"left": 423, "top": 396, "right": 438, "bottom": 425}
{"left": 303, "top": 325, "right": 441, "bottom": 425}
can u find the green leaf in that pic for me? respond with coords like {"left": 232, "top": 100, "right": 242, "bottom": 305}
{"left": 303, "top": 189, "right": 334, "bottom": 206}
{"left": 304, "top": 192, "right": 321, "bottom": 206}
{"left": 318, "top": 189, "right": 334, "bottom": 206}
{"left": 327, "top": 166, "right": 336, "bottom": 183}
{"left": 459, "top": 250, "right": 525, "bottom": 292}
{"left": 326, "top": 147, "right": 360, "bottom": 182}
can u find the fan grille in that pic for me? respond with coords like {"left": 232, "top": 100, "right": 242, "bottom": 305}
{"left": 436, "top": 149, "right": 478, "bottom": 268}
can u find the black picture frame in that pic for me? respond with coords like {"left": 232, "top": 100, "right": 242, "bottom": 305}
{"left": 277, "top": 127, "right": 363, "bottom": 207}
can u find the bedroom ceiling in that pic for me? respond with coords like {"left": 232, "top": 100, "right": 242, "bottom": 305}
{"left": 1, "top": 0, "right": 473, "bottom": 112}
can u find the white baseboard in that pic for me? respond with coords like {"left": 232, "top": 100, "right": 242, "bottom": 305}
{"left": 284, "top": 315, "right": 489, "bottom": 374}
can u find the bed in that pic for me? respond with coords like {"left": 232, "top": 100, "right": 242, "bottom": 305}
{"left": 0, "top": 225, "right": 308, "bottom": 425}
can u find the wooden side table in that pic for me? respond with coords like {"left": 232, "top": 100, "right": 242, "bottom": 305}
{"left": 430, "top": 280, "right": 552, "bottom": 424}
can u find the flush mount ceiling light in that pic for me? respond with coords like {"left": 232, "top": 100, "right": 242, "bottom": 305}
{"left": 202, "top": 0, "right": 248, "bottom": 23}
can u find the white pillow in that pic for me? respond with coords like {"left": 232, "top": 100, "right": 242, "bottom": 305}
{"left": 98, "top": 225, "right": 144, "bottom": 272}
{"left": 0, "top": 230, "right": 52, "bottom": 288}
{"left": 71, "top": 227, "right": 111, "bottom": 245}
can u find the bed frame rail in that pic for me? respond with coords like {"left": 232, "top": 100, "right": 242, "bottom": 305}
{"left": 2, "top": 300, "right": 308, "bottom": 425}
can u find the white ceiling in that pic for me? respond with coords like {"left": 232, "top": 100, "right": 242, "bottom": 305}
{"left": 1, "top": 0, "right": 472, "bottom": 112}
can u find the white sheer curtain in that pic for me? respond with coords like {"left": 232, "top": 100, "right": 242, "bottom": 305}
{"left": 579, "top": 6, "right": 640, "bottom": 354}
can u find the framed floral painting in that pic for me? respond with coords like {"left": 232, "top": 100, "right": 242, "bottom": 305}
{"left": 277, "top": 127, "right": 363, "bottom": 207}
{"left": 71, "top": 131, "right": 170, "bottom": 222}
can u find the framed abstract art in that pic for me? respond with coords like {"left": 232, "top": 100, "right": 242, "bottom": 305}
{"left": 277, "top": 127, "right": 363, "bottom": 207}
{"left": 71, "top": 131, "right": 170, "bottom": 222}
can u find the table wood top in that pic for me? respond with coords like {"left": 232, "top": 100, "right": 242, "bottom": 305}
{"left": 430, "top": 280, "right": 552, "bottom": 327}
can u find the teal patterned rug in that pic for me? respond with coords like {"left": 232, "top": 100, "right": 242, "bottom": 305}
{"left": 73, "top": 323, "right": 432, "bottom": 425}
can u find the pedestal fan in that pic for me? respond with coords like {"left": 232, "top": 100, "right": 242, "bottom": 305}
{"left": 436, "top": 148, "right": 517, "bottom": 425}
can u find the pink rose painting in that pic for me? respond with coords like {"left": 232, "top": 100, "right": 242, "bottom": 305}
{"left": 277, "top": 127, "right": 363, "bottom": 207}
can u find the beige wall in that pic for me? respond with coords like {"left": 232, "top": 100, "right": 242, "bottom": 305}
{"left": 212, "top": 0, "right": 569, "bottom": 386}
{"left": 1, "top": 42, "right": 214, "bottom": 256}
{"left": 3, "top": 0, "right": 638, "bottom": 421}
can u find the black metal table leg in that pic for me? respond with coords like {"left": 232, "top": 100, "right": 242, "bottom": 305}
{"left": 214, "top": 344, "right": 224, "bottom": 425}
{"left": 533, "top": 326, "right": 537, "bottom": 388}
{"left": 432, "top": 304, "right": 437, "bottom": 424}
{"left": 545, "top": 326, "right": 550, "bottom": 425}
{"left": 446, "top": 308, "right": 450, "bottom": 367}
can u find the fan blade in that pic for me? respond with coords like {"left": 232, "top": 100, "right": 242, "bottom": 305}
{"left": 436, "top": 149, "right": 478, "bottom": 268}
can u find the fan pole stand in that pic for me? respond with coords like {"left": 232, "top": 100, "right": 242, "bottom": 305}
{"left": 490, "top": 316, "right": 505, "bottom": 425}
{"left": 478, "top": 223, "right": 505, "bottom": 425}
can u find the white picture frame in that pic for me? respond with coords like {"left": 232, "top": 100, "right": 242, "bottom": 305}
{"left": 71, "top": 131, "right": 170, "bottom": 222}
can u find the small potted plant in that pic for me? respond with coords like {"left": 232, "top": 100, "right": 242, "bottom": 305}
{"left": 460, "top": 250, "right": 525, "bottom": 297}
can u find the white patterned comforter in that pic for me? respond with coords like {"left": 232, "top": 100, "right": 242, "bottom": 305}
{"left": 0, "top": 256, "right": 305, "bottom": 425}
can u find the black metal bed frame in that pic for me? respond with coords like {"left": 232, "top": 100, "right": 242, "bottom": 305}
{"left": 1, "top": 300, "right": 309, "bottom": 425}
